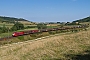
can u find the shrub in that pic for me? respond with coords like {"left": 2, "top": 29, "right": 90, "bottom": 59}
{"left": 18, "top": 36, "right": 24, "bottom": 41}
{"left": 49, "top": 31, "right": 56, "bottom": 35}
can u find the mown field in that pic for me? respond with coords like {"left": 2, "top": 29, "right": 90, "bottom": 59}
{"left": 0, "top": 28, "right": 90, "bottom": 60}
{"left": 0, "top": 22, "right": 14, "bottom": 28}
{"left": 0, "top": 21, "right": 36, "bottom": 28}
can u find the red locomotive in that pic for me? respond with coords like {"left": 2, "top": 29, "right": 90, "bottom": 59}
{"left": 12, "top": 30, "right": 39, "bottom": 37}
{"left": 12, "top": 32, "right": 24, "bottom": 37}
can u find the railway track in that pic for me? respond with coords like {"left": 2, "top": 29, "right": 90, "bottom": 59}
{"left": 0, "top": 36, "right": 14, "bottom": 41}
{"left": 0, "top": 25, "right": 88, "bottom": 41}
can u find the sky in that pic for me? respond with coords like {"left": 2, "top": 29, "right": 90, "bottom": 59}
{"left": 0, "top": 0, "right": 90, "bottom": 22}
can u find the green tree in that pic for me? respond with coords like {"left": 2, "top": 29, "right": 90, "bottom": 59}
{"left": 11, "top": 22, "right": 24, "bottom": 31}
{"left": 37, "top": 23, "right": 47, "bottom": 29}
{"left": 1, "top": 24, "right": 8, "bottom": 33}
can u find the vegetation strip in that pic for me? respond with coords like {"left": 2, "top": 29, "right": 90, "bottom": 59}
{"left": 0, "top": 32, "right": 72, "bottom": 48}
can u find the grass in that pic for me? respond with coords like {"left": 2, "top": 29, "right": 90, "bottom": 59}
{"left": 0, "top": 32, "right": 13, "bottom": 38}
{"left": 0, "top": 29, "right": 90, "bottom": 60}
{"left": 80, "top": 22, "right": 90, "bottom": 25}
{"left": 0, "top": 23, "right": 14, "bottom": 28}
{"left": 0, "top": 21, "right": 36, "bottom": 28}
{"left": 0, "top": 27, "right": 38, "bottom": 38}
{"left": 17, "top": 28, "right": 38, "bottom": 32}
{"left": 47, "top": 24, "right": 60, "bottom": 26}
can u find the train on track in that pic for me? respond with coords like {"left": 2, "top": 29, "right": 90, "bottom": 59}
{"left": 0, "top": 24, "right": 88, "bottom": 41}
{"left": 12, "top": 25, "right": 86, "bottom": 37}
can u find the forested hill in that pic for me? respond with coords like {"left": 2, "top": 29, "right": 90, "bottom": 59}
{"left": 0, "top": 16, "right": 30, "bottom": 23}
{"left": 73, "top": 16, "right": 90, "bottom": 23}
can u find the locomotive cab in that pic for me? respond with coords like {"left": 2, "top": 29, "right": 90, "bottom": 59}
{"left": 12, "top": 32, "right": 24, "bottom": 37}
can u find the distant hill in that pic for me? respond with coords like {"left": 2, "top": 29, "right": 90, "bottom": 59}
{"left": 0, "top": 16, "right": 29, "bottom": 21}
{"left": 0, "top": 16, "right": 36, "bottom": 24}
{"left": 73, "top": 16, "right": 90, "bottom": 23}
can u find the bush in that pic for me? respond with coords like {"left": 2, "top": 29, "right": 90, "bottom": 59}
{"left": 25, "top": 26, "right": 37, "bottom": 29}
{"left": 0, "top": 24, "right": 8, "bottom": 33}
{"left": 18, "top": 36, "right": 24, "bottom": 41}
{"left": 37, "top": 23, "right": 47, "bottom": 29}
{"left": 42, "top": 32, "right": 49, "bottom": 36}
{"left": 11, "top": 22, "right": 24, "bottom": 31}
{"left": 49, "top": 31, "right": 56, "bottom": 35}
{"left": 30, "top": 34, "right": 37, "bottom": 37}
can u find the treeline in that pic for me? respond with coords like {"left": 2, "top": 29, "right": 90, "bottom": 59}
{"left": 0, "top": 22, "right": 48, "bottom": 33}
{"left": 0, "top": 16, "right": 29, "bottom": 23}
{"left": 0, "top": 24, "right": 8, "bottom": 33}
{"left": 73, "top": 16, "right": 90, "bottom": 23}
{"left": 64, "top": 16, "right": 90, "bottom": 25}
{"left": 0, "top": 22, "right": 24, "bottom": 33}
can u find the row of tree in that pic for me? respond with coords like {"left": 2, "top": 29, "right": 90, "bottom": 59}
{"left": 73, "top": 16, "right": 90, "bottom": 23}
{"left": 0, "top": 22, "right": 47, "bottom": 33}
{"left": 0, "top": 22, "right": 24, "bottom": 33}
{"left": 0, "top": 16, "right": 28, "bottom": 23}
{"left": 0, "top": 24, "right": 8, "bottom": 33}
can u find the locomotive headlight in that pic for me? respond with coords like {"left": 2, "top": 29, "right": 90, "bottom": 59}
{"left": 12, "top": 34, "right": 15, "bottom": 36}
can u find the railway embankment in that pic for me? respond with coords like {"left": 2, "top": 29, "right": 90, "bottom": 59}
{"left": 0, "top": 26, "right": 87, "bottom": 46}
{"left": 0, "top": 29, "right": 90, "bottom": 60}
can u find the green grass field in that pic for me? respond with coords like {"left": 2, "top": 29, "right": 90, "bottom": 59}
{"left": 0, "top": 22, "right": 36, "bottom": 28}
{"left": 0, "top": 23, "right": 14, "bottom": 28}
{"left": 0, "top": 32, "right": 13, "bottom": 38}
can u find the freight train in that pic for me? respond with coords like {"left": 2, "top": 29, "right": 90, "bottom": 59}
{"left": 12, "top": 29, "right": 55, "bottom": 37}
{"left": 12, "top": 25, "right": 85, "bottom": 37}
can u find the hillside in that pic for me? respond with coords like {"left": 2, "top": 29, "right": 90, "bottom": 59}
{"left": 0, "top": 30, "right": 90, "bottom": 60}
{"left": 0, "top": 16, "right": 36, "bottom": 28}
{"left": 0, "top": 16, "right": 28, "bottom": 22}
{"left": 73, "top": 16, "right": 90, "bottom": 23}
{"left": 0, "top": 16, "right": 35, "bottom": 24}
